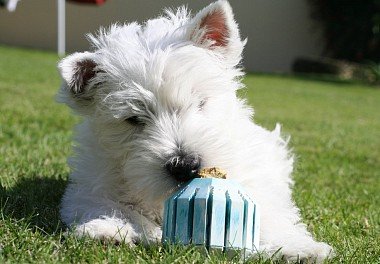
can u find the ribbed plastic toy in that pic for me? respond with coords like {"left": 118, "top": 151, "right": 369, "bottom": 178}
{"left": 162, "top": 178, "right": 260, "bottom": 253}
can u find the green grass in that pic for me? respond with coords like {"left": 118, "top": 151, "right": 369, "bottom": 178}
{"left": 0, "top": 45, "right": 379, "bottom": 263}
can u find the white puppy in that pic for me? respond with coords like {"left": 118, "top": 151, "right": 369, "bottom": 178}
{"left": 58, "top": 1, "right": 333, "bottom": 262}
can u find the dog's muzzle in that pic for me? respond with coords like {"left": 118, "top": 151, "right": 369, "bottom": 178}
{"left": 165, "top": 154, "right": 201, "bottom": 182}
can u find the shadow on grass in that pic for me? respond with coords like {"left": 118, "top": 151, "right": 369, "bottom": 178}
{"left": 0, "top": 176, "right": 68, "bottom": 235}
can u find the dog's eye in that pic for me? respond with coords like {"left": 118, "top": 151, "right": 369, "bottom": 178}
{"left": 125, "top": 116, "right": 143, "bottom": 126}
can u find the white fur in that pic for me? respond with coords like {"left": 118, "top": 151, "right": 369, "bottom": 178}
{"left": 57, "top": 1, "right": 333, "bottom": 262}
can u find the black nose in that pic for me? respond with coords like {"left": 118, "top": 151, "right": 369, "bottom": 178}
{"left": 165, "top": 155, "right": 201, "bottom": 182}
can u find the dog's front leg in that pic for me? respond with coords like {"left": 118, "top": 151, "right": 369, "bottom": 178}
{"left": 61, "top": 186, "right": 162, "bottom": 245}
{"left": 72, "top": 215, "right": 139, "bottom": 244}
{"left": 72, "top": 208, "right": 162, "bottom": 245}
{"left": 258, "top": 204, "right": 334, "bottom": 262}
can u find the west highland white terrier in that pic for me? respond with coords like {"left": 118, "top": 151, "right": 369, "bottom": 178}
{"left": 57, "top": 1, "right": 333, "bottom": 261}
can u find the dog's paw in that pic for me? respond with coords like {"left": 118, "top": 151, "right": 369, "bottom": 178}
{"left": 281, "top": 241, "right": 334, "bottom": 263}
{"left": 72, "top": 217, "right": 140, "bottom": 245}
{"left": 140, "top": 226, "right": 162, "bottom": 245}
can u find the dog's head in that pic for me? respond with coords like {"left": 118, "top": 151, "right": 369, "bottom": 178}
{"left": 58, "top": 1, "right": 251, "bottom": 206}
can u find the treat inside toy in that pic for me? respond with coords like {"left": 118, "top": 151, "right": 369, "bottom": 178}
{"left": 198, "top": 167, "right": 227, "bottom": 179}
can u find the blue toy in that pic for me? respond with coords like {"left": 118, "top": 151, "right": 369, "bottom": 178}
{"left": 162, "top": 178, "right": 260, "bottom": 253}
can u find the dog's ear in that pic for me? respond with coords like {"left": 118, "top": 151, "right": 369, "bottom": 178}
{"left": 189, "top": 0, "right": 244, "bottom": 59}
{"left": 58, "top": 51, "right": 99, "bottom": 100}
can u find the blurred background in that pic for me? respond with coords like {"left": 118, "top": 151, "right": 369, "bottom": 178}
{"left": 0, "top": 0, "right": 378, "bottom": 83}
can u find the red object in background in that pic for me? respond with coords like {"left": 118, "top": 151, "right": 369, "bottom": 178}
{"left": 67, "top": 0, "right": 107, "bottom": 5}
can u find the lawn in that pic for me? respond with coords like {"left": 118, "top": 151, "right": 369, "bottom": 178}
{"left": 0, "top": 45, "right": 379, "bottom": 263}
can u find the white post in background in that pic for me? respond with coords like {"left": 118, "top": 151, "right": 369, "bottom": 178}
{"left": 57, "top": 0, "right": 66, "bottom": 57}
